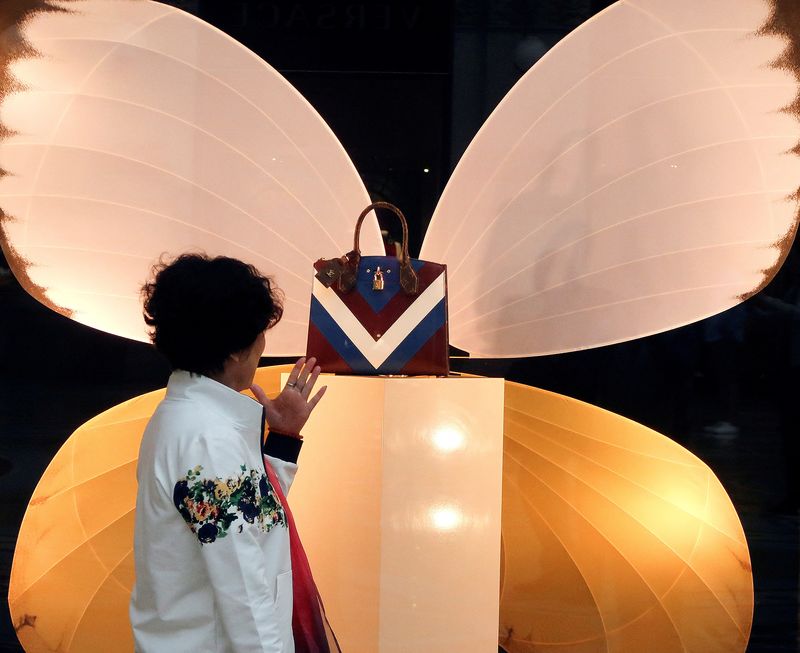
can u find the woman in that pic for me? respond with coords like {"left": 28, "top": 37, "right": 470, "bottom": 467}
{"left": 129, "top": 253, "right": 331, "bottom": 652}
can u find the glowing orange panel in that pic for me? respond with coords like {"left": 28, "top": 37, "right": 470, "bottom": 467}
{"left": 285, "top": 374, "right": 505, "bottom": 652}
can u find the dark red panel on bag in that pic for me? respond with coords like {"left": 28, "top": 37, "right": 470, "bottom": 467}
{"left": 306, "top": 322, "right": 354, "bottom": 375}
{"left": 399, "top": 323, "right": 450, "bottom": 376}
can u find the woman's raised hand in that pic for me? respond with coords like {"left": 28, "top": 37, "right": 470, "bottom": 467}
{"left": 251, "top": 357, "right": 327, "bottom": 438}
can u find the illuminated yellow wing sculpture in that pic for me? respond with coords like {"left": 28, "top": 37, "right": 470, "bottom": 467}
{"left": 3, "top": 0, "right": 798, "bottom": 650}
{"left": 501, "top": 381, "right": 751, "bottom": 652}
{"left": 9, "top": 368, "right": 287, "bottom": 652}
{"left": 9, "top": 368, "right": 752, "bottom": 652}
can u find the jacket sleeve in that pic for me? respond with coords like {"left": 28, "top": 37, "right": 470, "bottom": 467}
{"left": 172, "top": 432, "right": 287, "bottom": 653}
{"left": 263, "top": 430, "right": 302, "bottom": 496}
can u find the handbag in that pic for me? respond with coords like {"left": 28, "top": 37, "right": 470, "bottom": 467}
{"left": 306, "top": 202, "right": 449, "bottom": 375}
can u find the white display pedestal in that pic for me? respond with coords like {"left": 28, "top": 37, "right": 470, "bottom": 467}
{"left": 283, "top": 374, "right": 505, "bottom": 653}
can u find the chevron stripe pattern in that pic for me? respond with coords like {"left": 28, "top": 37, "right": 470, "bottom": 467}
{"left": 306, "top": 256, "right": 449, "bottom": 375}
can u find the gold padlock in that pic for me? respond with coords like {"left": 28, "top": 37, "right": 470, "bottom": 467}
{"left": 373, "top": 266, "right": 385, "bottom": 291}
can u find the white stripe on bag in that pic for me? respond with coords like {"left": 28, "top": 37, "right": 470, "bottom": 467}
{"left": 313, "top": 272, "right": 445, "bottom": 369}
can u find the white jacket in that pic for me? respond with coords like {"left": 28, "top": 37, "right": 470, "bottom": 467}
{"left": 130, "top": 371, "right": 302, "bottom": 653}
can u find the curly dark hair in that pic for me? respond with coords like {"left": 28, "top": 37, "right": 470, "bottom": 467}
{"left": 141, "top": 254, "right": 283, "bottom": 376}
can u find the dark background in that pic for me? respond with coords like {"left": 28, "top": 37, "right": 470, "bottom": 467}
{"left": 2, "top": 0, "right": 799, "bottom": 650}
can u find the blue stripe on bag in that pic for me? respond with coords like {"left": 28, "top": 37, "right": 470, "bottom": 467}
{"left": 375, "top": 298, "right": 447, "bottom": 373}
{"left": 310, "top": 296, "right": 373, "bottom": 372}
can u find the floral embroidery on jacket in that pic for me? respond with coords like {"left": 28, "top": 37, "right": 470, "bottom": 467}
{"left": 172, "top": 465, "right": 286, "bottom": 544}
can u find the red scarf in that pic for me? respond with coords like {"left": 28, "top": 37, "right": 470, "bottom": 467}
{"left": 263, "top": 457, "right": 342, "bottom": 653}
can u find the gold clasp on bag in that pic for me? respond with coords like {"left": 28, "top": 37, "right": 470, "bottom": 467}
{"left": 373, "top": 266, "right": 385, "bottom": 291}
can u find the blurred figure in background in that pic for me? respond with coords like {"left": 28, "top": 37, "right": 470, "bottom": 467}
{"left": 753, "top": 248, "right": 800, "bottom": 512}
{"left": 701, "top": 304, "right": 748, "bottom": 439}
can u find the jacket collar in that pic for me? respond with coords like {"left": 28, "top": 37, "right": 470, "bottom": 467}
{"left": 166, "top": 370, "right": 263, "bottom": 431}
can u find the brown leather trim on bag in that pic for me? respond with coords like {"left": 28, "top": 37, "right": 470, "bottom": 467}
{"left": 313, "top": 202, "right": 420, "bottom": 295}
{"left": 314, "top": 256, "right": 347, "bottom": 288}
{"left": 313, "top": 250, "right": 360, "bottom": 292}
{"left": 351, "top": 202, "right": 418, "bottom": 295}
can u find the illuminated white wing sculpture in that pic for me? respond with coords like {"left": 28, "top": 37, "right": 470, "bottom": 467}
{"left": 2, "top": 0, "right": 798, "bottom": 357}
{"left": 0, "top": 0, "right": 381, "bottom": 354}
{"left": 422, "top": 0, "right": 800, "bottom": 356}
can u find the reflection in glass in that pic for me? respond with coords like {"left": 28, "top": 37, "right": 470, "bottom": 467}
{"left": 428, "top": 503, "right": 464, "bottom": 532}
{"left": 430, "top": 424, "right": 465, "bottom": 452}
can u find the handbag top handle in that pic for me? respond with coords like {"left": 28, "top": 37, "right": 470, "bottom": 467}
{"left": 313, "top": 202, "right": 420, "bottom": 295}
{"left": 350, "top": 202, "right": 419, "bottom": 295}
